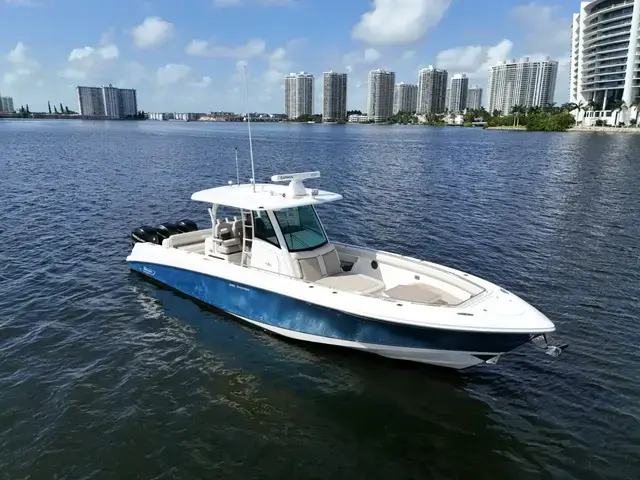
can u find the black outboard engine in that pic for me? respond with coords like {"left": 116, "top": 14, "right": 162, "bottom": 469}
{"left": 176, "top": 219, "right": 198, "bottom": 233}
{"left": 131, "top": 226, "right": 161, "bottom": 245}
{"left": 156, "top": 222, "right": 181, "bottom": 242}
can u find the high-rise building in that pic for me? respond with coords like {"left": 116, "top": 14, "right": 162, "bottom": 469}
{"left": 322, "top": 71, "right": 347, "bottom": 122}
{"left": 118, "top": 88, "right": 138, "bottom": 118}
{"left": 0, "top": 95, "right": 15, "bottom": 113}
{"left": 417, "top": 66, "right": 448, "bottom": 114}
{"left": 77, "top": 86, "right": 106, "bottom": 116}
{"left": 76, "top": 85, "right": 138, "bottom": 118}
{"left": 570, "top": 0, "right": 640, "bottom": 124}
{"left": 367, "top": 69, "right": 395, "bottom": 122}
{"left": 486, "top": 57, "right": 558, "bottom": 114}
{"left": 102, "top": 84, "right": 121, "bottom": 119}
{"left": 447, "top": 74, "right": 469, "bottom": 113}
{"left": 393, "top": 82, "right": 418, "bottom": 114}
{"left": 284, "top": 72, "right": 314, "bottom": 119}
{"left": 467, "top": 86, "right": 483, "bottom": 110}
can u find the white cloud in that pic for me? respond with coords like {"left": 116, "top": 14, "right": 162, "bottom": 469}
{"left": 157, "top": 63, "right": 191, "bottom": 86}
{"left": 131, "top": 17, "right": 174, "bottom": 49}
{"left": 342, "top": 48, "right": 382, "bottom": 73}
{"left": 364, "top": 48, "right": 380, "bottom": 62}
{"left": 3, "top": 42, "right": 38, "bottom": 84}
{"left": 263, "top": 46, "right": 292, "bottom": 86}
{"left": 352, "top": 0, "right": 451, "bottom": 45}
{"left": 185, "top": 38, "right": 266, "bottom": 58}
{"left": 435, "top": 39, "right": 513, "bottom": 76}
{"left": 8, "top": 42, "right": 31, "bottom": 64}
{"left": 68, "top": 44, "right": 119, "bottom": 62}
{"left": 59, "top": 39, "right": 120, "bottom": 80}
{"left": 190, "top": 76, "right": 213, "bottom": 88}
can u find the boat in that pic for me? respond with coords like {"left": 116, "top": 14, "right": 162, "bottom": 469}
{"left": 125, "top": 68, "right": 566, "bottom": 370}
{"left": 126, "top": 170, "right": 568, "bottom": 369}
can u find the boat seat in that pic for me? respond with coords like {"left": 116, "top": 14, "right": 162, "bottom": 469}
{"left": 315, "top": 273, "right": 386, "bottom": 295}
{"left": 383, "top": 283, "right": 459, "bottom": 305}
{"left": 231, "top": 216, "right": 243, "bottom": 241}
{"left": 213, "top": 221, "right": 241, "bottom": 255}
{"left": 293, "top": 244, "right": 385, "bottom": 295}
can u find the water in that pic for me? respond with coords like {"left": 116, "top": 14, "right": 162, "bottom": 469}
{"left": 1, "top": 120, "right": 639, "bottom": 479}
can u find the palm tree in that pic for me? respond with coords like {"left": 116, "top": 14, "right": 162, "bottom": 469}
{"left": 631, "top": 97, "right": 640, "bottom": 127}
{"left": 511, "top": 105, "right": 525, "bottom": 126}
{"left": 612, "top": 99, "right": 626, "bottom": 126}
{"left": 572, "top": 101, "right": 584, "bottom": 123}
{"left": 544, "top": 102, "right": 558, "bottom": 114}
{"left": 492, "top": 109, "right": 502, "bottom": 118}
{"left": 561, "top": 102, "right": 576, "bottom": 113}
{"left": 528, "top": 106, "right": 541, "bottom": 116}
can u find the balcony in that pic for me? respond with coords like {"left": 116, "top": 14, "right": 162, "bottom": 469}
{"left": 583, "top": 48, "right": 629, "bottom": 62}
{"left": 584, "top": 26, "right": 631, "bottom": 44}
{"left": 585, "top": 0, "right": 634, "bottom": 20}
{"left": 584, "top": 11, "right": 633, "bottom": 33}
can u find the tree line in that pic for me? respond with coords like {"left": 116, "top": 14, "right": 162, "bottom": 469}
{"left": 47, "top": 101, "right": 77, "bottom": 115}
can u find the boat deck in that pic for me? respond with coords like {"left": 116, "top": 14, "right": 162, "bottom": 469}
{"left": 171, "top": 235, "right": 477, "bottom": 307}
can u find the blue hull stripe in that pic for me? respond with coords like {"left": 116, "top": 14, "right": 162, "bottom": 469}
{"left": 129, "top": 262, "right": 532, "bottom": 353}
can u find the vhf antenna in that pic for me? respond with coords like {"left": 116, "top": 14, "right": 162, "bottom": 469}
{"left": 244, "top": 65, "right": 256, "bottom": 193}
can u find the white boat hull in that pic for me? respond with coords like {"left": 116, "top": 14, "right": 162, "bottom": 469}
{"left": 127, "top": 242, "right": 555, "bottom": 370}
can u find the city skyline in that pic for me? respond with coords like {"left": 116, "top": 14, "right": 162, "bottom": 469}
{"left": 0, "top": 0, "right": 575, "bottom": 113}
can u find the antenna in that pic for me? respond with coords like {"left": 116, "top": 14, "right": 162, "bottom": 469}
{"left": 234, "top": 147, "right": 240, "bottom": 185}
{"left": 244, "top": 65, "right": 256, "bottom": 193}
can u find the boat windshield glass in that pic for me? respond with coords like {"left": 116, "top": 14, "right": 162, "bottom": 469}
{"left": 274, "top": 205, "right": 327, "bottom": 252}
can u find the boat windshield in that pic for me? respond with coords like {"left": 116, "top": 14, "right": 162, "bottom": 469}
{"left": 273, "top": 205, "right": 327, "bottom": 252}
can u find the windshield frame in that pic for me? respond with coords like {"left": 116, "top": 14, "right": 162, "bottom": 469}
{"left": 273, "top": 205, "right": 328, "bottom": 253}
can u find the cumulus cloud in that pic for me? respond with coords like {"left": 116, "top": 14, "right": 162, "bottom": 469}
{"left": 185, "top": 38, "right": 266, "bottom": 59}
{"left": 131, "top": 17, "right": 174, "bottom": 49}
{"left": 342, "top": 48, "right": 382, "bottom": 73}
{"left": 435, "top": 39, "right": 513, "bottom": 76}
{"left": 156, "top": 63, "right": 191, "bottom": 86}
{"left": 352, "top": 0, "right": 451, "bottom": 45}
{"left": 68, "top": 44, "right": 119, "bottom": 62}
{"left": 59, "top": 39, "right": 120, "bottom": 80}
{"left": 3, "top": 42, "right": 39, "bottom": 84}
{"left": 261, "top": 46, "right": 293, "bottom": 86}
{"left": 190, "top": 76, "right": 213, "bottom": 88}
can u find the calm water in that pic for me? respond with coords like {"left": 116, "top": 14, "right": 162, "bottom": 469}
{"left": 1, "top": 120, "right": 639, "bottom": 479}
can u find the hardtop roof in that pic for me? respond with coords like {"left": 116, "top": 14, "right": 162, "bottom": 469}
{"left": 191, "top": 183, "right": 343, "bottom": 210}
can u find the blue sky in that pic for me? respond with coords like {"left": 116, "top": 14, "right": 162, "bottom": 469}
{"left": 0, "top": 0, "right": 574, "bottom": 113}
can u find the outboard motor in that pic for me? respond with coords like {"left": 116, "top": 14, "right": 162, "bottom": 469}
{"left": 131, "top": 226, "right": 161, "bottom": 245}
{"left": 176, "top": 219, "right": 198, "bottom": 233}
{"left": 156, "top": 222, "right": 181, "bottom": 242}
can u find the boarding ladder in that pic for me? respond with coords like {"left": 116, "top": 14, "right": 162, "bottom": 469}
{"left": 240, "top": 209, "right": 253, "bottom": 267}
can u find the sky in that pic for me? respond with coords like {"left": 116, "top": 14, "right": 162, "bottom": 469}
{"left": 0, "top": 0, "right": 575, "bottom": 113}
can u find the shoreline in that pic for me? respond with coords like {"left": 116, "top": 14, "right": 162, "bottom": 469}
{"left": 568, "top": 126, "right": 640, "bottom": 134}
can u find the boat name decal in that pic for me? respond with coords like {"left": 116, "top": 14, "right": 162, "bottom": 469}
{"left": 229, "top": 283, "right": 250, "bottom": 292}
{"left": 142, "top": 266, "right": 156, "bottom": 276}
